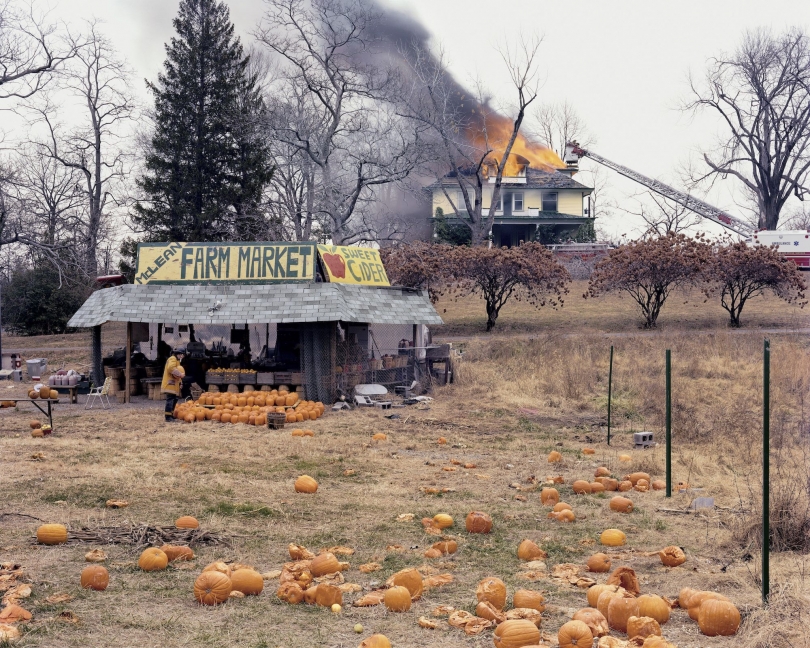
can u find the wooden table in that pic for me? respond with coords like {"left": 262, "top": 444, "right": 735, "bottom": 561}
{"left": 4, "top": 399, "right": 55, "bottom": 426}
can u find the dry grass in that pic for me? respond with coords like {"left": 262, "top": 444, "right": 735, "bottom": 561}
{"left": 1, "top": 294, "right": 809, "bottom": 647}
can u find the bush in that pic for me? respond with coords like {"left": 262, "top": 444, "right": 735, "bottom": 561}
{"left": 1, "top": 266, "right": 88, "bottom": 335}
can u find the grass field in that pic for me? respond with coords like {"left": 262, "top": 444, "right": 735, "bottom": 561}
{"left": 1, "top": 283, "right": 809, "bottom": 648}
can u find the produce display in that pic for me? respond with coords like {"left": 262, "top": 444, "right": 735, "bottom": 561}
{"left": 173, "top": 389, "right": 325, "bottom": 425}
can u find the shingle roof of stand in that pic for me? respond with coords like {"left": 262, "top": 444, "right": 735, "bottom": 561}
{"left": 67, "top": 283, "right": 444, "bottom": 328}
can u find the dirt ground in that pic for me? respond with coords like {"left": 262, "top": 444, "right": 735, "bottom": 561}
{"left": 1, "top": 286, "right": 809, "bottom": 648}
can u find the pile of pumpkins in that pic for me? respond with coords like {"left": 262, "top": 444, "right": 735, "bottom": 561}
{"left": 174, "top": 390, "right": 325, "bottom": 425}
{"left": 29, "top": 420, "right": 53, "bottom": 438}
{"left": 26, "top": 386, "right": 58, "bottom": 400}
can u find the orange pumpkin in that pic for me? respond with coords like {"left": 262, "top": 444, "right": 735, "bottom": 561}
{"left": 358, "top": 635, "right": 391, "bottom": 648}
{"left": 697, "top": 599, "right": 741, "bottom": 636}
{"left": 383, "top": 586, "right": 411, "bottom": 612}
{"left": 512, "top": 589, "right": 544, "bottom": 612}
{"left": 540, "top": 487, "right": 560, "bottom": 505}
{"left": 637, "top": 594, "right": 671, "bottom": 625}
{"left": 37, "top": 523, "right": 68, "bottom": 545}
{"left": 138, "top": 548, "right": 168, "bottom": 571}
{"left": 493, "top": 619, "right": 540, "bottom": 648}
{"left": 231, "top": 568, "right": 264, "bottom": 596}
{"left": 572, "top": 607, "right": 609, "bottom": 637}
{"left": 572, "top": 480, "right": 592, "bottom": 494}
{"left": 389, "top": 568, "right": 423, "bottom": 599}
{"left": 476, "top": 576, "right": 507, "bottom": 610}
{"left": 175, "top": 516, "right": 199, "bottom": 529}
{"left": 627, "top": 616, "right": 662, "bottom": 640}
{"left": 80, "top": 565, "right": 109, "bottom": 591}
{"left": 194, "top": 571, "right": 232, "bottom": 605}
{"left": 659, "top": 545, "right": 686, "bottom": 567}
{"left": 607, "top": 593, "right": 640, "bottom": 632}
{"left": 465, "top": 511, "right": 492, "bottom": 533}
{"left": 160, "top": 545, "right": 195, "bottom": 562}
{"left": 558, "top": 619, "right": 595, "bottom": 648}
{"left": 586, "top": 552, "right": 611, "bottom": 573}
{"left": 294, "top": 475, "right": 318, "bottom": 493}
{"left": 547, "top": 451, "right": 562, "bottom": 463}
{"left": 517, "top": 539, "right": 544, "bottom": 561}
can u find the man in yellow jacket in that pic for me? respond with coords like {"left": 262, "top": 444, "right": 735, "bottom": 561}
{"left": 161, "top": 346, "right": 186, "bottom": 422}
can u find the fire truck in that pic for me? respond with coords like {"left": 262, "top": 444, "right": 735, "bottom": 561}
{"left": 564, "top": 143, "right": 810, "bottom": 270}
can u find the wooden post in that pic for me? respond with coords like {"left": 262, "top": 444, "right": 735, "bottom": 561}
{"left": 125, "top": 321, "right": 132, "bottom": 404}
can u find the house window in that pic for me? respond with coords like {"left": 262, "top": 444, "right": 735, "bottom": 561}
{"left": 542, "top": 192, "right": 558, "bottom": 212}
{"left": 494, "top": 193, "right": 502, "bottom": 211}
{"left": 513, "top": 193, "right": 524, "bottom": 212}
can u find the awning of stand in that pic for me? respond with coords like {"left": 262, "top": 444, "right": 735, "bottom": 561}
{"left": 67, "top": 282, "right": 443, "bottom": 328}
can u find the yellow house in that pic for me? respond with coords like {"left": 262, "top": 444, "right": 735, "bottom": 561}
{"left": 429, "top": 158, "right": 593, "bottom": 247}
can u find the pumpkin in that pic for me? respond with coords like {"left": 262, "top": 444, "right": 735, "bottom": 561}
{"left": 194, "top": 571, "right": 232, "bottom": 605}
{"left": 517, "top": 539, "right": 544, "bottom": 561}
{"left": 678, "top": 587, "right": 699, "bottom": 609}
{"left": 587, "top": 584, "right": 614, "bottom": 608}
{"left": 138, "top": 548, "right": 168, "bottom": 571}
{"left": 493, "top": 619, "right": 540, "bottom": 648}
{"left": 659, "top": 545, "right": 686, "bottom": 567}
{"left": 607, "top": 593, "right": 640, "bottom": 632}
{"left": 651, "top": 479, "right": 665, "bottom": 490}
{"left": 583, "top": 447, "right": 596, "bottom": 455}
{"left": 603, "top": 478, "right": 619, "bottom": 491}
{"left": 203, "top": 561, "right": 232, "bottom": 578}
{"left": 637, "top": 595, "right": 670, "bottom": 625}
{"left": 698, "top": 599, "right": 741, "bottom": 636}
{"left": 590, "top": 481, "right": 606, "bottom": 493}
{"left": 586, "top": 552, "right": 611, "bottom": 573}
{"left": 540, "top": 487, "right": 560, "bottom": 505}
{"left": 596, "top": 586, "right": 627, "bottom": 618}
{"left": 29, "top": 420, "right": 41, "bottom": 429}
{"left": 600, "top": 528, "right": 626, "bottom": 546}
{"left": 627, "top": 616, "right": 662, "bottom": 640}
{"left": 618, "top": 480, "right": 633, "bottom": 491}
{"left": 277, "top": 581, "right": 305, "bottom": 604}
{"left": 572, "top": 607, "right": 609, "bottom": 637}
{"left": 635, "top": 479, "right": 650, "bottom": 492}
{"left": 572, "top": 480, "right": 592, "bottom": 494}
{"left": 175, "top": 515, "right": 199, "bottom": 529}
{"left": 595, "top": 466, "right": 611, "bottom": 477}
{"left": 433, "top": 513, "right": 453, "bottom": 529}
{"left": 547, "top": 451, "right": 562, "bottom": 463}
{"left": 550, "top": 509, "right": 576, "bottom": 522}
{"left": 609, "top": 496, "right": 633, "bottom": 513}
{"left": 626, "top": 472, "right": 651, "bottom": 485}
{"left": 559, "top": 622, "right": 595, "bottom": 648}
{"left": 476, "top": 600, "right": 506, "bottom": 624}
{"left": 606, "top": 566, "right": 640, "bottom": 595}
{"left": 310, "top": 553, "right": 340, "bottom": 576}
{"left": 504, "top": 608, "right": 541, "bottom": 626}
{"left": 553, "top": 502, "right": 573, "bottom": 512}
{"left": 231, "top": 568, "right": 264, "bottom": 596}
{"left": 314, "top": 583, "right": 343, "bottom": 607}
{"left": 640, "top": 638, "right": 677, "bottom": 648}
{"left": 37, "top": 523, "right": 68, "bottom": 545}
{"left": 80, "top": 565, "right": 109, "bottom": 591}
{"left": 619, "top": 454, "right": 632, "bottom": 461}
{"left": 372, "top": 432, "right": 387, "bottom": 441}
{"left": 358, "top": 635, "right": 391, "bottom": 648}
{"left": 294, "top": 475, "right": 318, "bottom": 493}
{"left": 424, "top": 548, "right": 442, "bottom": 558}
{"left": 432, "top": 540, "right": 458, "bottom": 555}
{"left": 687, "top": 591, "right": 730, "bottom": 620}
{"left": 160, "top": 545, "right": 195, "bottom": 562}
{"left": 476, "top": 576, "right": 507, "bottom": 610}
{"left": 383, "top": 585, "right": 411, "bottom": 612}
{"left": 465, "top": 511, "right": 493, "bottom": 533}
{"left": 39, "top": 387, "right": 51, "bottom": 399}
{"left": 389, "top": 568, "right": 423, "bottom": 599}
{"left": 512, "top": 589, "right": 544, "bottom": 612}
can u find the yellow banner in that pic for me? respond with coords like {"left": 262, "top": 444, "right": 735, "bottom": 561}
{"left": 135, "top": 242, "right": 316, "bottom": 284}
{"left": 317, "top": 245, "right": 390, "bottom": 286}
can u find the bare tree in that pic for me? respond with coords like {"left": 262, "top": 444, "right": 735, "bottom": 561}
{"left": 33, "top": 23, "right": 135, "bottom": 277}
{"left": 782, "top": 204, "right": 810, "bottom": 230}
{"left": 402, "top": 37, "right": 543, "bottom": 246}
{"left": 535, "top": 100, "right": 589, "bottom": 158}
{"left": 0, "top": 0, "right": 78, "bottom": 101}
{"left": 256, "top": 0, "right": 427, "bottom": 244}
{"left": 686, "top": 27, "right": 810, "bottom": 230}
{"left": 625, "top": 190, "right": 703, "bottom": 237}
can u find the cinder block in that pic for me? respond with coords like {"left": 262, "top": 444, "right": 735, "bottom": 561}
{"left": 633, "top": 431, "right": 655, "bottom": 449}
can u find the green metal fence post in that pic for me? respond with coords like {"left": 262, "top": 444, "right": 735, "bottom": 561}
{"left": 666, "top": 349, "right": 672, "bottom": 498}
{"left": 763, "top": 339, "right": 770, "bottom": 604}
{"left": 607, "top": 345, "right": 614, "bottom": 446}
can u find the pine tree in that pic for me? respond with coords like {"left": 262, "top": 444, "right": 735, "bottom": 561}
{"left": 133, "top": 0, "right": 271, "bottom": 242}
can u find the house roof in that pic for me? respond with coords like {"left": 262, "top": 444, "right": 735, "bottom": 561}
{"left": 67, "top": 283, "right": 443, "bottom": 328}
{"left": 429, "top": 166, "right": 592, "bottom": 192}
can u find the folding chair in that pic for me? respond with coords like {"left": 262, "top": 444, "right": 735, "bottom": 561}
{"left": 85, "top": 376, "right": 113, "bottom": 409}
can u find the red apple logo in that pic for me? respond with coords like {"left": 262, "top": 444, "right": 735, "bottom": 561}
{"left": 322, "top": 253, "right": 346, "bottom": 279}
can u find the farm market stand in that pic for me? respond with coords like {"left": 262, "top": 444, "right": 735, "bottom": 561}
{"left": 67, "top": 242, "right": 443, "bottom": 406}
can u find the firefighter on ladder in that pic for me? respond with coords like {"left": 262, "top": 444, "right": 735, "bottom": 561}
{"left": 161, "top": 346, "right": 186, "bottom": 422}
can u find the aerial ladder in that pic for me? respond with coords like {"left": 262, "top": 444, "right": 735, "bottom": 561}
{"left": 564, "top": 142, "right": 810, "bottom": 270}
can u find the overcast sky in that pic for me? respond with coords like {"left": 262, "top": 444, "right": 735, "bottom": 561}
{"left": 35, "top": 0, "right": 810, "bottom": 237}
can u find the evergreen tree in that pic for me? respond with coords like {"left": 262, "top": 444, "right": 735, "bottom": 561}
{"left": 133, "top": 0, "right": 272, "bottom": 242}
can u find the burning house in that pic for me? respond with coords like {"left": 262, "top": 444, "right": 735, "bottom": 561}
{"left": 428, "top": 149, "right": 594, "bottom": 248}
